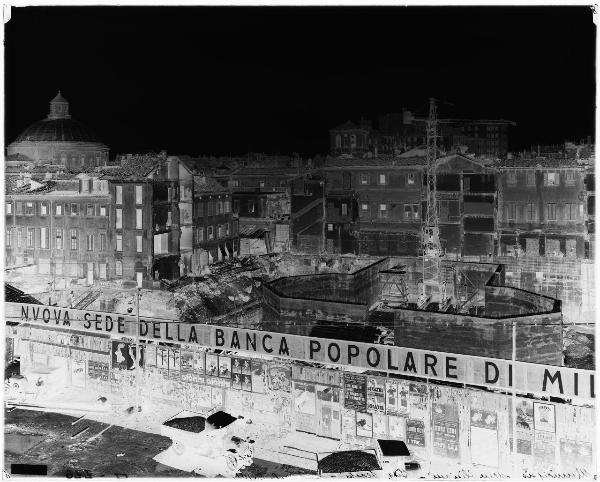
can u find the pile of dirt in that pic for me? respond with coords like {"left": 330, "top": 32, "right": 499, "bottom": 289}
{"left": 163, "top": 416, "right": 206, "bottom": 433}
{"left": 318, "top": 450, "right": 381, "bottom": 474}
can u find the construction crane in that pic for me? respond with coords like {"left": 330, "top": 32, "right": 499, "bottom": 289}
{"left": 419, "top": 98, "right": 446, "bottom": 309}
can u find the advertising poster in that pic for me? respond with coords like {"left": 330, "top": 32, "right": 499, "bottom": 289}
{"left": 342, "top": 409, "right": 357, "bottom": 443}
{"left": 373, "top": 413, "right": 388, "bottom": 437}
{"left": 356, "top": 412, "right": 373, "bottom": 438}
{"left": 111, "top": 341, "right": 144, "bottom": 371}
{"left": 242, "top": 374, "right": 252, "bottom": 391}
{"left": 406, "top": 418, "right": 426, "bottom": 447}
{"left": 560, "top": 439, "right": 593, "bottom": 469}
{"left": 343, "top": 373, "right": 367, "bottom": 411}
{"left": 388, "top": 415, "right": 406, "bottom": 440}
{"left": 5, "top": 337, "right": 14, "bottom": 362}
{"left": 409, "top": 383, "right": 428, "bottom": 413}
{"left": 218, "top": 355, "right": 231, "bottom": 378}
{"left": 515, "top": 399, "right": 534, "bottom": 455}
{"left": 294, "top": 382, "right": 317, "bottom": 433}
{"left": 534, "top": 402, "right": 556, "bottom": 433}
{"left": 433, "top": 403, "right": 460, "bottom": 459}
{"left": 181, "top": 371, "right": 204, "bottom": 384}
{"left": 251, "top": 359, "right": 267, "bottom": 393}
{"left": 534, "top": 431, "right": 557, "bottom": 468}
{"left": 268, "top": 361, "right": 292, "bottom": 393}
{"left": 71, "top": 359, "right": 86, "bottom": 387}
{"left": 88, "top": 360, "right": 109, "bottom": 381}
{"left": 211, "top": 387, "right": 224, "bottom": 407}
{"left": 385, "top": 381, "right": 398, "bottom": 415}
{"left": 367, "top": 377, "right": 386, "bottom": 413}
{"left": 206, "top": 353, "right": 219, "bottom": 377}
{"left": 398, "top": 381, "right": 409, "bottom": 415}
{"left": 470, "top": 409, "right": 499, "bottom": 467}
{"left": 167, "top": 347, "right": 180, "bottom": 379}
{"left": 231, "top": 372, "right": 243, "bottom": 390}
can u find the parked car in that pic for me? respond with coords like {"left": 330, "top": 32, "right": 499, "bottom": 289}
{"left": 374, "top": 439, "right": 422, "bottom": 476}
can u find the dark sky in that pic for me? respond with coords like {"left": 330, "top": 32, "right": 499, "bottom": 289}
{"left": 5, "top": 6, "right": 596, "bottom": 157}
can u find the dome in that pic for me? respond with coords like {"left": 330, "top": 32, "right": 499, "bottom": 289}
{"left": 14, "top": 118, "right": 103, "bottom": 143}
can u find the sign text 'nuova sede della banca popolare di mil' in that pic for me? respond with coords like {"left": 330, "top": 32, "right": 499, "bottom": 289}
{"left": 10, "top": 302, "right": 595, "bottom": 402}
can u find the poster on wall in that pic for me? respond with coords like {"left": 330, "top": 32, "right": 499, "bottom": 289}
{"left": 385, "top": 381, "right": 398, "bottom": 415}
{"left": 356, "top": 412, "right": 373, "bottom": 438}
{"left": 515, "top": 399, "right": 534, "bottom": 455}
{"left": 367, "top": 377, "right": 386, "bottom": 413}
{"left": 268, "top": 361, "right": 292, "bottom": 393}
{"left": 206, "top": 353, "right": 219, "bottom": 377}
{"left": 534, "top": 431, "right": 557, "bottom": 468}
{"left": 218, "top": 355, "right": 231, "bottom": 378}
{"left": 470, "top": 409, "right": 499, "bottom": 468}
{"left": 409, "top": 383, "right": 428, "bottom": 413}
{"left": 343, "top": 373, "right": 367, "bottom": 411}
{"left": 373, "top": 413, "right": 388, "bottom": 437}
{"left": 231, "top": 372, "right": 243, "bottom": 390}
{"left": 388, "top": 415, "right": 406, "bottom": 441}
{"left": 71, "top": 359, "right": 86, "bottom": 387}
{"left": 294, "top": 382, "right": 317, "bottom": 434}
{"left": 342, "top": 409, "right": 357, "bottom": 443}
{"left": 560, "top": 439, "right": 593, "bottom": 469}
{"left": 251, "top": 359, "right": 267, "bottom": 393}
{"left": 111, "top": 341, "right": 144, "bottom": 371}
{"left": 534, "top": 402, "right": 556, "bottom": 433}
{"left": 432, "top": 403, "right": 460, "bottom": 459}
{"left": 211, "top": 387, "right": 224, "bottom": 408}
{"left": 88, "top": 360, "right": 109, "bottom": 381}
{"left": 242, "top": 374, "right": 252, "bottom": 391}
{"left": 406, "top": 419, "right": 425, "bottom": 447}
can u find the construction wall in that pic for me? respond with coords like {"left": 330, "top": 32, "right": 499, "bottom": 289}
{"left": 393, "top": 310, "right": 563, "bottom": 364}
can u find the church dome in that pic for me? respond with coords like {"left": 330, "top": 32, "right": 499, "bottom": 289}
{"left": 13, "top": 91, "right": 103, "bottom": 143}
{"left": 14, "top": 117, "right": 103, "bottom": 143}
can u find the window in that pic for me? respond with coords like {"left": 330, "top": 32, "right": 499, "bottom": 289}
{"left": 217, "top": 225, "right": 223, "bottom": 238}
{"left": 526, "top": 171, "right": 536, "bottom": 187}
{"left": 87, "top": 204, "right": 94, "bottom": 216}
{"left": 197, "top": 227, "right": 205, "bottom": 242}
{"left": 99, "top": 263, "right": 107, "bottom": 280}
{"left": 224, "top": 200, "right": 231, "bottom": 213}
{"left": 71, "top": 203, "right": 79, "bottom": 216}
{"left": 378, "top": 173, "right": 388, "bottom": 185}
{"left": 248, "top": 200, "right": 255, "bottom": 213}
{"left": 225, "top": 223, "right": 230, "bottom": 236}
{"left": 40, "top": 227, "right": 49, "bottom": 249}
{"left": 17, "top": 228, "right": 22, "bottom": 248}
{"left": 70, "top": 229, "right": 78, "bottom": 250}
{"left": 55, "top": 203, "right": 63, "bottom": 216}
{"left": 259, "top": 180, "right": 265, "bottom": 188}
{"left": 208, "top": 226, "right": 214, "bottom": 240}
{"left": 87, "top": 234, "right": 94, "bottom": 251}
{"left": 6, "top": 228, "right": 12, "bottom": 247}
{"left": 116, "top": 234, "right": 122, "bottom": 251}
{"left": 197, "top": 200, "right": 205, "bottom": 217}
{"left": 100, "top": 233, "right": 106, "bottom": 251}
{"left": 379, "top": 204, "right": 388, "bottom": 218}
{"left": 116, "top": 209, "right": 122, "bottom": 229}
{"left": 136, "top": 235, "right": 142, "bottom": 252}
{"left": 208, "top": 200, "right": 214, "bottom": 216}
{"left": 327, "top": 224, "right": 334, "bottom": 232}
{"left": 360, "top": 174, "right": 370, "bottom": 185}
{"left": 341, "top": 203, "right": 348, "bottom": 216}
{"left": 233, "top": 200, "right": 240, "bottom": 213}
{"left": 567, "top": 203, "right": 579, "bottom": 221}
{"left": 216, "top": 200, "right": 222, "bottom": 215}
{"left": 55, "top": 229, "right": 64, "bottom": 250}
{"left": 547, "top": 203, "right": 557, "bottom": 221}
{"left": 116, "top": 260, "right": 123, "bottom": 277}
{"left": 27, "top": 228, "right": 34, "bottom": 248}
{"left": 136, "top": 209, "right": 142, "bottom": 229}
{"left": 404, "top": 204, "right": 419, "bottom": 220}
{"left": 507, "top": 203, "right": 516, "bottom": 221}
{"left": 135, "top": 185, "right": 143, "bottom": 204}
{"left": 407, "top": 173, "right": 415, "bottom": 185}
{"left": 527, "top": 203, "right": 537, "bottom": 221}
{"left": 116, "top": 185, "right": 123, "bottom": 204}
{"left": 40, "top": 202, "right": 48, "bottom": 216}
{"left": 100, "top": 205, "right": 107, "bottom": 216}
{"left": 335, "top": 134, "right": 341, "bottom": 148}
{"left": 507, "top": 171, "right": 517, "bottom": 187}
{"left": 230, "top": 180, "right": 239, "bottom": 188}
{"left": 25, "top": 202, "right": 34, "bottom": 216}
{"left": 545, "top": 172, "right": 559, "bottom": 186}
{"left": 361, "top": 203, "right": 369, "bottom": 215}
{"left": 6, "top": 202, "right": 12, "bottom": 215}
{"left": 15, "top": 202, "right": 23, "bottom": 215}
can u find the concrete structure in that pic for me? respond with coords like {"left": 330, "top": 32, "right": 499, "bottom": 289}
{"left": 7, "top": 92, "right": 109, "bottom": 170}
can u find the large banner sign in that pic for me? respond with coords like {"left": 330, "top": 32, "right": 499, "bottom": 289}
{"left": 8, "top": 302, "right": 595, "bottom": 402}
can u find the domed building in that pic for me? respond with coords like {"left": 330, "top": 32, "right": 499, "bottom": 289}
{"left": 7, "top": 92, "right": 109, "bottom": 170}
